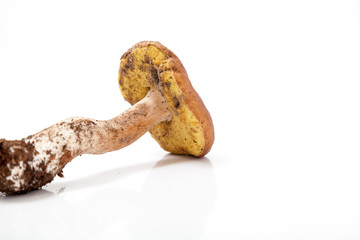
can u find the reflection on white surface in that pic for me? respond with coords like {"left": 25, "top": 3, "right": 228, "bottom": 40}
{"left": 0, "top": 155, "right": 217, "bottom": 240}
{"left": 127, "top": 157, "right": 216, "bottom": 240}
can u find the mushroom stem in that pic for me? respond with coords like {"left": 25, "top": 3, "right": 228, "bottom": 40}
{"left": 0, "top": 88, "right": 172, "bottom": 194}
{"left": 72, "top": 88, "right": 172, "bottom": 155}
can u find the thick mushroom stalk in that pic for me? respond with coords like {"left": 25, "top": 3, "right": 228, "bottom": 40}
{"left": 0, "top": 88, "right": 172, "bottom": 195}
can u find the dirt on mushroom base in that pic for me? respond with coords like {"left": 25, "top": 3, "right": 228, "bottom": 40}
{"left": 0, "top": 139, "right": 58, "bottom": 194}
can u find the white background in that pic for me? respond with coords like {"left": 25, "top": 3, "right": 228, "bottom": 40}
{"left": 1, "top": 0, "right": 360, "bottom": 239}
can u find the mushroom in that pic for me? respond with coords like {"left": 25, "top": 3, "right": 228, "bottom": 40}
{"left": 0, "top": 41, "right": 214, "bottom": 195}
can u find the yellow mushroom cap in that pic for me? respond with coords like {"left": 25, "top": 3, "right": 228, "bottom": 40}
{"left": 119, "top": 41, "right": 214, "bottom": 157}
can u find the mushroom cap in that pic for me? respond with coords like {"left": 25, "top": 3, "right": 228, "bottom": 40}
{"left": 119, "top": 41, "right": 214, "bottom": 157}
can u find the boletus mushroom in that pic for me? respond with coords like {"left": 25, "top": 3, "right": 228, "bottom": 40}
{"left": 0, "top": 41, "right": 214, "bottom": 195}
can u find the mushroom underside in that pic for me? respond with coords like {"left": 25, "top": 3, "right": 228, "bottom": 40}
{"left": 119, "top": 44, "right": 207, "bottom": 156}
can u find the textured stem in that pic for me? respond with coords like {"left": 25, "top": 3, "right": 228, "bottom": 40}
{"left": 0, "top": 88, "right": 172, "bottom": 194}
